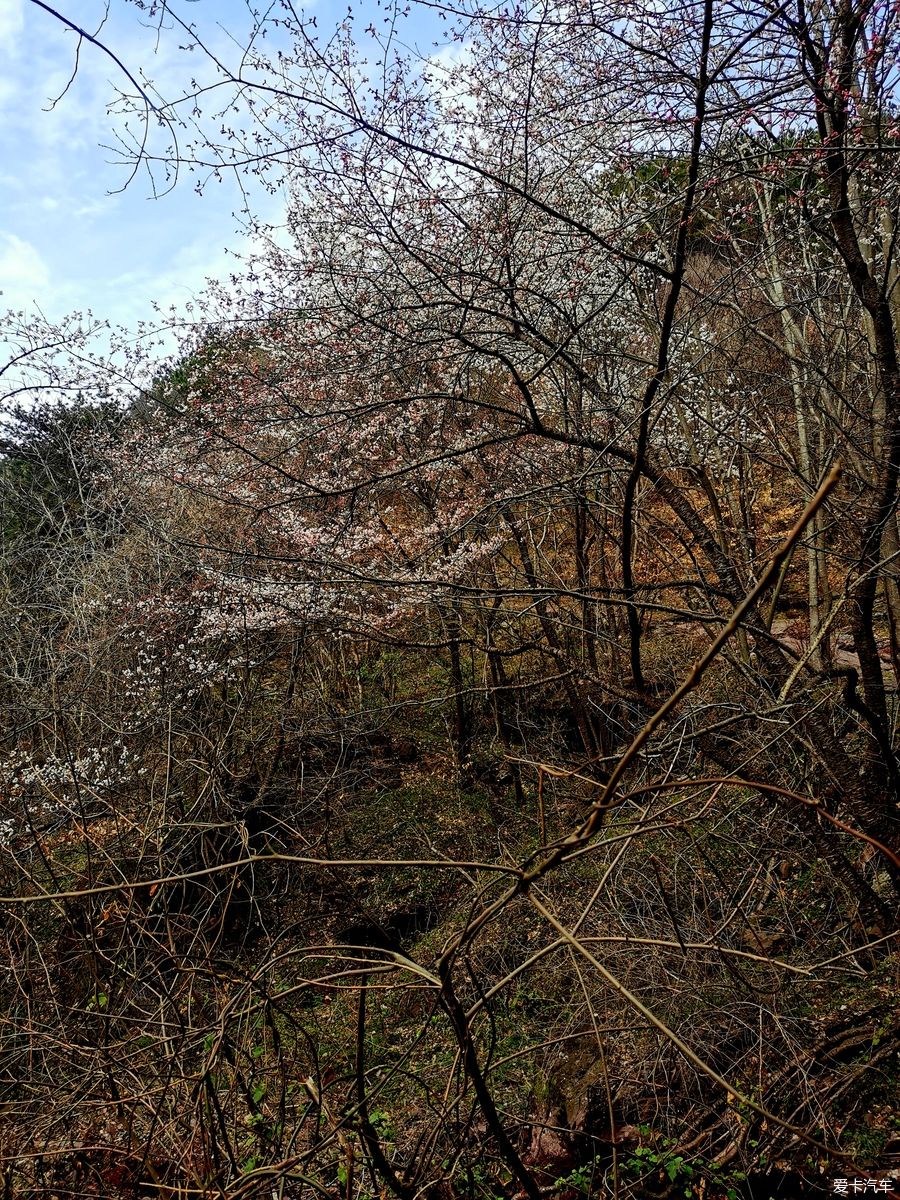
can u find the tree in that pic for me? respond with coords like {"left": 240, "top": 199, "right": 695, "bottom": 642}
{"left": 3, "top": 0, "right": 900, "bottom": 1195}
{"left": 113, "top": 0, "right": 900, "bottom": 864}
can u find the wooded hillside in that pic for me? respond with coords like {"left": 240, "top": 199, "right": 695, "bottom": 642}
{"left": 1, "top": 0, "right": 899, "bottom": 1195}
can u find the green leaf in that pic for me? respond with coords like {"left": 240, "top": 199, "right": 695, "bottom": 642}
{"left": 665, "top": 1156, "right": 686, "bottom": 1182}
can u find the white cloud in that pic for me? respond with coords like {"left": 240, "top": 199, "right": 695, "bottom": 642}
{"left": 0, "top": 232, "right": 50, "bottom": 309}
{"left": 73, "top": 197, "right": 114, "bottom": 220}
{"left": 0, "top": 2, "right": 291, "bottom": 334}
{"left": 0, "top": 0, "right": 23, "bottom": 56}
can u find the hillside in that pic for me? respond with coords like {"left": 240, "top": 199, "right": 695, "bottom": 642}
{"left": 2, "top": 0, "right": 900, "bottom": 1195}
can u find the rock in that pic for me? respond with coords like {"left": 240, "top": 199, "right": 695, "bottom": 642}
{"left": 525, "top": 1035, "right": 622, "bottom": 1177}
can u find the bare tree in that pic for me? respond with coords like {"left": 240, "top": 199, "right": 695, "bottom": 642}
{"left": 2, "top": 0, "right": 900, "bottom": 1195}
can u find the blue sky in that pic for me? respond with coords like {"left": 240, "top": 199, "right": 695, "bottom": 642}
{"left": 1, "top": 0, "right": 266, "bottom": 327}
{"left": 0, "top": 0, "right": 448, "bottom": 332}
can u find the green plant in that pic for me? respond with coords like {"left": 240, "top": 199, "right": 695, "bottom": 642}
{"left": 621, "top": 1140, "right": 748, "bottom": 1199}
{"left": 552, "top": 1155, "right": 603, "bottom": 1195}
{"left": 368, "top": 1107, "right": 395, "bottom": 1142}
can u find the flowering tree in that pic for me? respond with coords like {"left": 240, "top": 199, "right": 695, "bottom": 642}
{"left": 97, "top": 0, "right": 900, "bottom": 848}
{"left": 3, "top": 0, "right": 900, "bottom": 1194}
